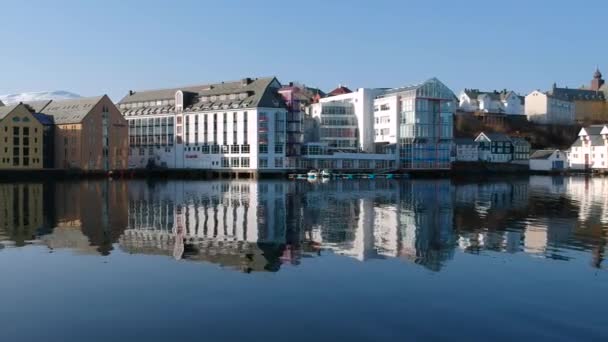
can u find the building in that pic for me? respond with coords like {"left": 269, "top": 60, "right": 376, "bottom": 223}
{"left": 298, "top": 142, "right": 396, "bottom": 170}
{"left": 459, "top": 89, "right": 524, "bottom": 115}
{"left": 0, "top": 103, "right": 44, "bottom": 169}
{"left": 525, "top": 90, "right": 575, "bottom": 124}
{"left": 568, "top": 125, "right": 608, "bottom": 170}
{"left": 118, "top": 77, "right": 288, "bottom": 172}
{"left": 374, "top": 78, "right": 455, "bottom": 170}
{"left": 548, "top": 80, "right": 607, "bottom": 123}
{"left": 475, "top": 132, "right": 513, "bottom": 163}
{"left": 452, "top": 138, "right": 479, "bottom": 162}
{"left": 510, "top": 137, "right": 531, "bottom": 164}
{"left": 38, "top": 96, "right": 128, "bottom": 171}
{"left": 277, "top": 83, "right": 323, "bottom": 164}
{"left": 530, "top": 150, "right": 566, "bottom": 172}
{"left": 308, "top": 87, "right": 385, "bottom": 153}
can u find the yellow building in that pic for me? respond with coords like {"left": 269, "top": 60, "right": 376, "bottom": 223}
{"left": 0, "top": 103, "right": 44, "bottom": 169}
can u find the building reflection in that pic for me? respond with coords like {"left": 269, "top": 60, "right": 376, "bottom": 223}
{"left": 0, "top": 176, "right": 605, "bottom": 272}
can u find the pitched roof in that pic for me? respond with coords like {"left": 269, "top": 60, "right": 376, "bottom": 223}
{"left": 582, "top": 125, "right": 607, "bottom": 136}
{"left": 24, "top": 100, "right": 52, "bottom": 113}
{"left": 119, "top": 77, "right": 284, "bottom": 115}
{"left": 453, "top": 138, "right": 477, "bottom": 145}
{"left": 33, "top": 112, "right": 55, "bottom": 125}
{"left": 480, "top": 132, "right": 511, "bottom": 142}
{"left": 327, "top": 85, "right": 352, "bottom": 96}
{"left": 39, "top": 96, "right": 104, "bottom": 124}
{"left": 0, "top": 104, "right": 18, "bottom": 120}
{"left": 463, "top": 89, "right": 518, "bottom": 102}
{"left": 550, "top": 87, "right": 605, "bottom": 101}
{"left": 510, "top": 137, "right": 530, "bottom": 146}
{"left": 530, "top": 150, "right": 557, "bottom": 159}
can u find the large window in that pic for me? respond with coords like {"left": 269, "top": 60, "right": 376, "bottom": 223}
{"left": 259, "top": 144, "right": 268, "bottom": 154}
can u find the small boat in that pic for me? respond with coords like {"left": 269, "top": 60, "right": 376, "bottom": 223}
{"left": 307, "top": 169, "right": 320, "bottom": 179}
{"left": 321, "top": 169, "right": 332, "bottom": 178}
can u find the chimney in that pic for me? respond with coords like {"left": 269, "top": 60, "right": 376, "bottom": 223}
{"left": 241, "top": 78, "right": 252, "bottom": 86}
{"left": 129, "top": 90, "right": 135, "bottom": 96}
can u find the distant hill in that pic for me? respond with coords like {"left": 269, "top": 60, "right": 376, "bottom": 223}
{"left": 0, "top": 90, "right": 81, "bottom": 105}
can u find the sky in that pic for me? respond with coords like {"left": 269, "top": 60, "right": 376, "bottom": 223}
{"left": 1, "top": 0, "right": 607, "bottom": 101}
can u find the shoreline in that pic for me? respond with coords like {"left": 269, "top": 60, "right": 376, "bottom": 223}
{"left": 0, "top": 165, "right": 595, "bottom": 182}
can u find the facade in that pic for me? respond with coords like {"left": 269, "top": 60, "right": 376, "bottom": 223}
{"left": 119, "top": 77, "right": 288, "bottom": 172}
{"left": 548, "top": 81, "right": 607, "bottom": 123}
{"left": 0, "top": 104, "right": 44, "bottom": 169}
{"left": 374, "top": 78, "right": 455, "bottom": 170}
{"left": 511, "top": 137, "right": 531, "bottom": 163}
{"left": 525, "top": 90, "right": 575, "bottom": 124}
{"left": 459, "top": 89, "right": 524, "bottom": 115}
{"left": 298, "top": 143, "right": 397, "bottom": 170}
{"left": 475, "top": 132, "right": 513, "bottom": 163}
{"left": 38, "top": 96, "right": 128, "bottom": 171}
{"left": 530, "top": 150, "right": 566, "bottom": 171}
{"left": 453, "top": 138, "right": 479, "bottom": 162}
{"left": 277, "top": 83, "right": 323, "bottom": 164}
{"left": 568, "top": 125, "right": 608, "bottom": 170}
{"left": 311, "top": 87, "right": 385, "bottom": 153}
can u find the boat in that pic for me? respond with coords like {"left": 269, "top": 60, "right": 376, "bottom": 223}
{"left": 321, "top": 169, "right": 332, "bottom": 178}
{"left": 307, "top": 170, "right": 320, "bottom": 179}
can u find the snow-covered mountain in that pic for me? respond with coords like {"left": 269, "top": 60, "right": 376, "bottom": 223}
{"left": 0, "top": 90, "right": 81, "bottom": 105}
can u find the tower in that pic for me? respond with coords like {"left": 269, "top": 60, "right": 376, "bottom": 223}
{"left": 591, "top": 67, "right": 605, "bottom": 91}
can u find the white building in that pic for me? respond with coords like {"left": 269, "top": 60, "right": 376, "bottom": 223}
{"left": 453, "top": 138, "right": 479, "bottom": 162}
{"left": 530, "top": 150, "right": 566, "bottom": 172}
{"left": 118, "top": 77, "right": 288, "bottom": 172}
{"left": 459, "top": 89, "right": 524, "bottom": 115}
{"left": 525, "top": 90, "right": 575, "bottom": 124}
{"left": 312, "top": 87, "right": 385, "bottom": 153}
{"left": 374, "top": 78, "right": 455, "bottom": 170}
{"left": 568, "top": 125, "right": 608, "bottom": 170}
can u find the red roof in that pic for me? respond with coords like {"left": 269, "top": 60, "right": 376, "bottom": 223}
{"left": 328, "top": 85, "right": 352, "bottom": 96}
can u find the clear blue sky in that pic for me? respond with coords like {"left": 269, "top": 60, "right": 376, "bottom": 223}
{"left": 1, "top": 0, "right": 607, "bottom": 101}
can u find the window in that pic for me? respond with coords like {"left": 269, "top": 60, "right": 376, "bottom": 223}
{"left": 259, "top": 144, "right": 268, "bottom": 154}
{"left": 259, "top": 158, "right": 268, "bottom": 168}
{"left": 221, "top": 157, "right": 230, "bottom": 167}
{"left": 202, "top": 145, "right": 210, "bottom": 154}
{"left": 221, "top": 145, "right": 229, "bottom": 154}
{"left": 231, "top": 145, "right": 240, "bottom": 154}
{"left": 13, "top": 127, "right": 19, "bottom": 136}
{"left": 23, "top": 127, "right": 29, "bottom": 136}
{"left": 241, "top": 157, "right": 250, "bottom": 168}
{"left": 275, "top": 144, "right": 283, "bottom": 154}
{"left": 274, "top": 157, "right": 283, "bottom": 168}
{"left": 241, "top": 144, "right": 250, "bottom": 154}
{"left": 23, "top": 157, "right": 29, "bottom": 166}
{"left": 231, "top": 157, "right": 240, "bottom": 167}
{"left": 212, "top": 145, "right": 220, "bottom": 154}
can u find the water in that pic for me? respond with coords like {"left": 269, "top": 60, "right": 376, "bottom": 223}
{"left": 0, "top": 176, "right": 606, "bottom": 341}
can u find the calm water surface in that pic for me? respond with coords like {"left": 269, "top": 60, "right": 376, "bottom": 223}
{"left": 0, "top": 176, "right": 606, "bottom": 341}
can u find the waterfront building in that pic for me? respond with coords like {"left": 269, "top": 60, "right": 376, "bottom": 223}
{"left": 452, "top": 138, "right": 479, "bottom": 162}
{"left": 308, "top": 87, "right": 385, "bottom": 153}
{"left": 510, "top": 137, "right": 531, "bottom": 164}
{"left": 298, "top": 142, "right": 396, "bottom": 170}
{"left": 475, "top": 132, "right": 513, "bottom": 163}
{"left": 568, "top": 124, "right": 608, "bottom": 170}
{"left": 38, "top": 96, "right": 128, "bottom": 171}
{"left": 525, "top": 90, "right": 575, "bottom": 124}
{"left": 374, "top": 78, "right": 455, "bottom": 170}
{"left": 0, "top": 103, "right": 44, "bottom": 169}
{"left": 118, "top": 77, "right": 288, "bottom": 172}
{"left": 458, "top": 89, "right": 524, "bottom": 115}
{"left": 277, "top": 83, "right": 323, "bottom": 165}
{"left": 530, "top": 150, "right": 566, "bottom": 172}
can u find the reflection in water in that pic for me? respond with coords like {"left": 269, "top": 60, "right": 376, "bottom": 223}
{"left": 0, "top": 176, "right": 606, "bottom": 272}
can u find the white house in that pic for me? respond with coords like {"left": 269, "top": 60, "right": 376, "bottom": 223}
{"left": 118, "top": 77, "right": 289, "bottom": 172}
{"left": 453, "top": 138, "right": 479, "bottom": 162}
{"left": 459, "top": 89, "right": 524, "bottom": 115}
{"left": 525, "top": 90, "right": 575, "bottom": 124}
{"left": 568, "top": 125, "right": 608, "bottom": 170}
{"left": 530, "top": 150, "right": 566, "bottom": 172}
